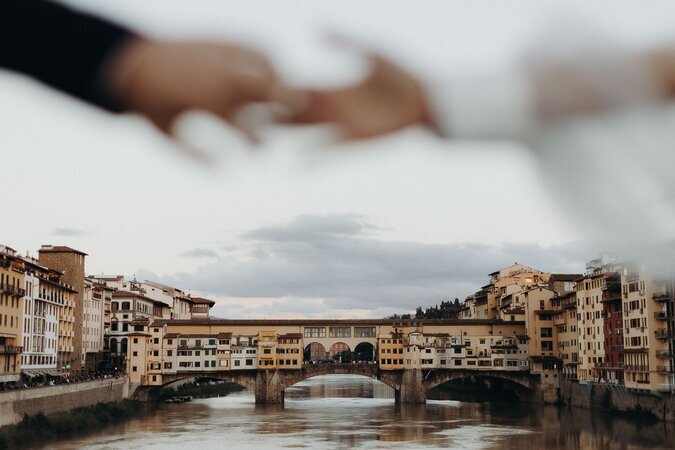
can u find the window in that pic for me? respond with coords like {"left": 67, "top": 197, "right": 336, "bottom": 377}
{"left": 133, "top": 338, "right": 138, "bottom": 344}
{"left": 304, "top": 327, "right": 326, "bottom": 338}
{"left": 541, "top": 341, "right": 554, "bottom": 351}
{"left": 329, "top": 327, "right": 351, "bottom": 338}
{"left": 234, "top": 360, "right": 240, "bottom": 367}
{"left": 541, "top": 328, "right": 553, "bottom": 338}
{"left": 164, "top": 362, "right": 172, "bottom": 369}
{"left": 245, "top": 359, "right": 253, "bottom": 366}
{"left": 132, "top": 366, "right": 137, "bottom": 372}
{"left": 132, "top": 351, "right": 138, "bottom": 357}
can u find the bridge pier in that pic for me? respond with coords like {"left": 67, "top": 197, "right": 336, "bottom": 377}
{"left": 255, "top": 370, "right": 284, "bottom": 404}
{"left": 396, "top": 369, "right": 426, "bottom": 404}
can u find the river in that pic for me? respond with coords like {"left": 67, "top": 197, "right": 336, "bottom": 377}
{"left": 49, "top": 375, "right": 674, "bottom": 449}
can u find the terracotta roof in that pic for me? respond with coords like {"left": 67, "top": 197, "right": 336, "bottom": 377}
{"left": 549, "top": 274, "right": 583, "bottom": 282}
{"left": 113, "top": 290, "right": 170, "bottom": 306}
{"left": 280, "top": 333, "right": 303, "bottom": 338}
{"left": 187, "top": 296, "right": 216, "bottom": 306}
{"left": 39, "top": 245, "right": 88, "bottom": 256}
{"left": 150, "top": 318, "right": 525, "bottom": 326}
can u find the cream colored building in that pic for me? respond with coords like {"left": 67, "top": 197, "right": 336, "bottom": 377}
{"left": 622, "top": 263, "right": 674, "bottom": 392}
{"left": 82, "top": 277, "right": 114, "bottom": 372}
{"left": 20, "top": 256, "right": 74, "bottom": 376}
{"left": 0, "top": 246, "right": 25, "bottom": 384}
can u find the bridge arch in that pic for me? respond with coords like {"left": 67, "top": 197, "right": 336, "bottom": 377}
{"left": 353, "top": 342, "right": 376, "bottom": 362}
{"left": 304, "top": 342, "right": 327, "bottom": 362}
{"left": 423, "top": 369, "right": 537, "bottom": 395}
{"left": 282, "top": 363, "right": 398, "bottom": 392}
{"left": 328, "top": 342, "right": 351, "bottom": 361}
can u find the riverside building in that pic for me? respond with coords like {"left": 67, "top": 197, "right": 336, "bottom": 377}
{"left": 20, "top": 255, "right": 76, "bottom": 377}
{"left": 0, "top": 246, "right": 25, "bottom": 384}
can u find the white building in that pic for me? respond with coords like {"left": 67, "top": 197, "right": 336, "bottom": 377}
{"left": 21, "top": 269, "right": 60, "bottom": 373}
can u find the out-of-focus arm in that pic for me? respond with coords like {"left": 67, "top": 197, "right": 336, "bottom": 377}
{"left": 0, "top": 0, "right": 133, "bottom": 111}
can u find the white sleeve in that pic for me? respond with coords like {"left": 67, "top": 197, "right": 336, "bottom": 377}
{"left": 424, "top": 38, "right": 666, "bottom": 139}
{"left": 424, "top": 70, "right": 536, "bottom": 139}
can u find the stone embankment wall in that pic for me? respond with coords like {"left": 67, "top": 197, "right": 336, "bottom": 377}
{"left": 0, "top": 378, "right": 128, "bottom": 427}
{"left": 559, "top": 379, "right": 675, "bottom": 422}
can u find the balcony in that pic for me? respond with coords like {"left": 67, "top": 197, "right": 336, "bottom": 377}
{"left": 657, "top": 383, "right": 674, "bottom": 393}
{"left": 625, "top": 364, "right": 650, "bottom": 372}
{"left": 0, "top": 345, "right": 23, "bottom": 354}
{"left": 653, "top": 293, "right": 671, "bottom": 303}
{"left": 178, "top": 344, "right": 203, "bottom": 350}
{"left": 655, "top": 366, "right": 673, "bottom": 373}
{"left": 655, "top": 329, "right": 675, "bottom": 340}
{"left": 595, "top": 362, "right": 625, "bottom": 370}
{"left": 0, "top": 283, "right": 26, "bottom": 297}
{"left": 654, "top": 311, "right": 674, "bottom": 321}
{"left": 656, "top": 350, "right": 673, "bottom": 359}
{"left": 626, "top": 273, "right": 640, "bottom": 283}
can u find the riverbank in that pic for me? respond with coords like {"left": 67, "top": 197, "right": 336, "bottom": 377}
{"left": 0, "top": 400, "right": 147, "bottom": 450}
{"left": 559, "top": 378, "right": 675, "bottom": 422}
{"left": 0, "top": 380, "right": 244, "bottom": 450}
{"left": 0, "top": 378, "right": 128, "bottom": 427}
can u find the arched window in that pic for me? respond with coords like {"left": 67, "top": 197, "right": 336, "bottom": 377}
{"left": 121, "top": 338, "right": 128, "bottom": 354}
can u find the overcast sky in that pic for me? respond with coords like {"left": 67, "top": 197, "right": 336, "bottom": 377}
{"left": 1, "top": 1, "right": 674, "bottom": 318}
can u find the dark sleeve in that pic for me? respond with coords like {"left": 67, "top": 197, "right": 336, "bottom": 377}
{"left": 0, "top": 0, "right": 134, "bottom": 111}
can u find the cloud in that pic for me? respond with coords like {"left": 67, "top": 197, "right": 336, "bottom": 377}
{"left": 51, "top": 227, "right": 90, "bottom": 237}
{"left": 148, "top": 214, "right": 596, "bottom": 317}
{"left": 179, "top": 248, "right": 218, "bottom": 258}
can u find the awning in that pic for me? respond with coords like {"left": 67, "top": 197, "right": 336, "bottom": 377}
{"left": 0, "top": 374, "right": 20, "bottom": 383}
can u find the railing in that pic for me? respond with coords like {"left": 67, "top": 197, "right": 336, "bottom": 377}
{"left": 626, "top": 273, "right": 640, "bottom": 283}
{"left": 655, "top": 366, "right": 673, "bottom": 373}
{"left": 655, "top": 329, "right": 675, "bottom": 339}
{"left": 0, "top": 283, "right": 26, "bottom": 297}
{"left": 0, "top": 345, "right": 23, "bottom": 354}
{"left": 625, "top": 364, "right": 650, "bottom": 372}
{"left": 653, "top": 293, "right": 671, "bottom": 302}
{"left": 595, "top": 362, "right": 625, "bottom": 369}
{"left": 654, "top": 311, "right": 674, "bottom": 320}
{"left": 178, "top": 344, "right": 203, "bottom": 350}
{"left": 656, "top": 350, "right": 673, "bottom": 359}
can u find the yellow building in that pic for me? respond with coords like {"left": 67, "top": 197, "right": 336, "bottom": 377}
{"left": 552, "top": 291, "right": 579, "bottom": 379}
{"left": 378, "top": 326, "right": 405, "bottom": 370}
{"left": 277, "top": 333, "right": 303, "bottom": 369}
{"left": 0, "top": 246, "right": 25, "bottom": 384}
{"left": 258, "top": 331, "right": 278, "bottom": 369}
{"left": 522, "top": 286, "right": 559, "bottom": 375}
{"left": 622, "top": 264, "right": 674, "bottom": 392}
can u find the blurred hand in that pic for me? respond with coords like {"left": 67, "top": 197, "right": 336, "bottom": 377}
{"left": 106, "top": 39, "right": 284, "bottom": 135}
{"left": 288, "top": 56, "right": 434, "bottom": 139}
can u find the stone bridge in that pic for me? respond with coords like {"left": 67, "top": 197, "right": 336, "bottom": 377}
{"left": 136, "top": 363, "right": 554, "bottom": 404}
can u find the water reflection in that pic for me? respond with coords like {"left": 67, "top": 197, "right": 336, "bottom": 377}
{"left": 50, "top": 375, "right": 675, "bottom": 450}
